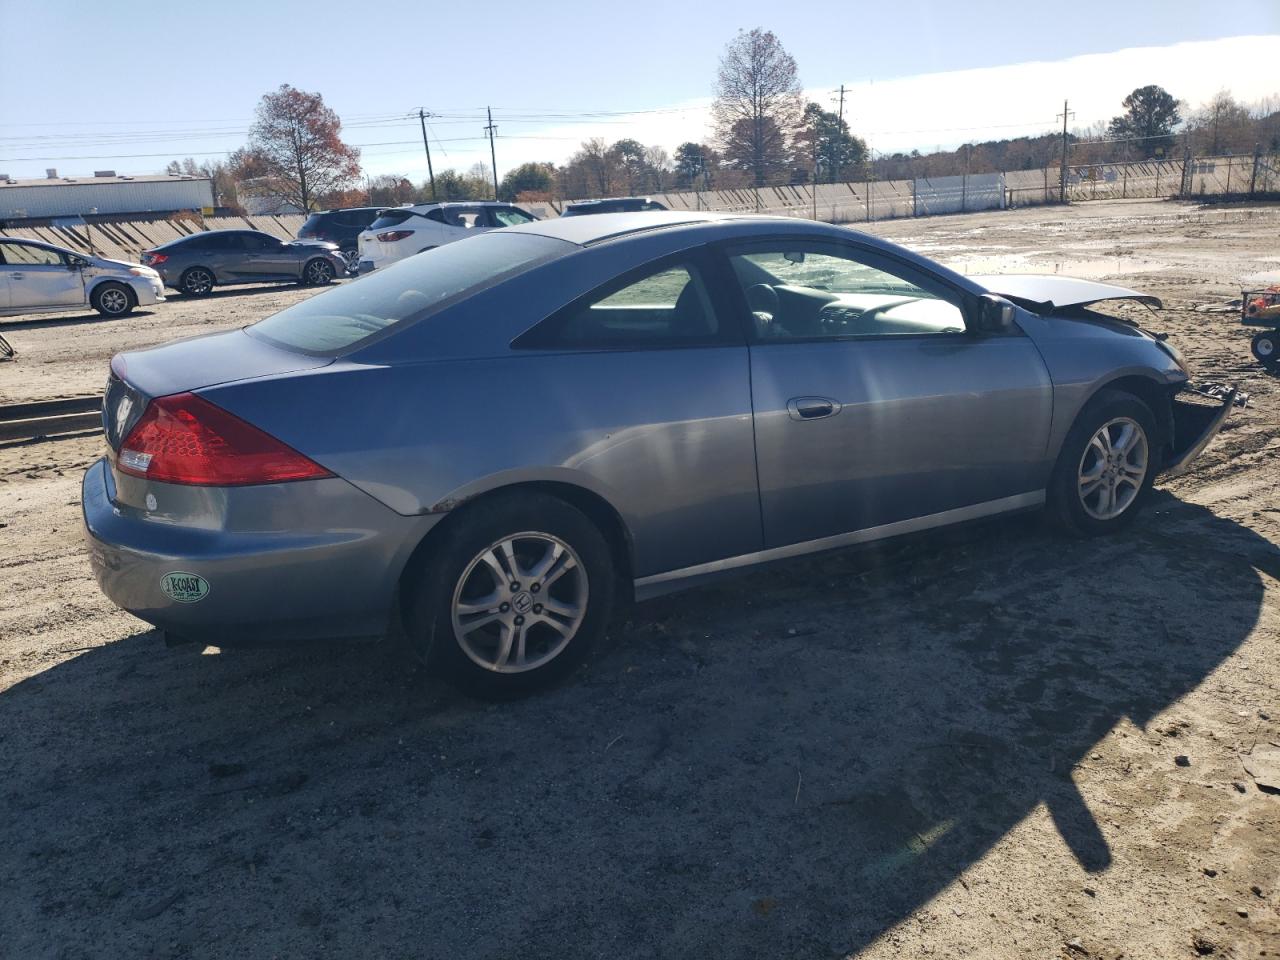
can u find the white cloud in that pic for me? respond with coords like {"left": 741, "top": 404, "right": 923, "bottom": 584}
{"left": 365, "top": 35, "right": 1280, "bottom": 179}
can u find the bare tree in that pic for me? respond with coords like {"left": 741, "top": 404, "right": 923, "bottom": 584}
{"left": 237, "top": 84, "right": 361, "bottom": 212}
{"left": 712, "top": 28, "right": 803, "bottom": 186}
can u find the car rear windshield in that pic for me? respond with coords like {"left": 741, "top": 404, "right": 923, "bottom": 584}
{"left": 368, "top": 209, "right": 417, "bottom": 230}
{"left": 247, "top": 232, "right": 568, "bottom": 356}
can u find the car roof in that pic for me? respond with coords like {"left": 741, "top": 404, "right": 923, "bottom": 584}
{"left": 397, "top": 201, "right": 518, "bottom": 211}
{"left": 566, "top": 197, "right": 658, "bottom": 206}
{"left": 501, "top": 210, "right": 738, "bottom": 246}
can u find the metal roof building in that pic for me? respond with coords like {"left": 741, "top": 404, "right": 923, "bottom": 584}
{"left": 0, "top": 172, "right": 215, "bottom": 220}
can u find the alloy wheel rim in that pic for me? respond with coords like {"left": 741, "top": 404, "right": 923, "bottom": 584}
{"left": 450, "top": 532, "right": 587, "bottom": 674}
{"left": 100, "top": 288, "right": 128, "bottom": 314}
{"left": 1259, "top": 337, "right": 1275, "bottom": 357}
{"left": 307, "top": 261, "right": 332, "bottom": 283}
{"left": 1077, "top": 416, "right": 1148, "bottom": 521}
{"left": 186, "top": 270, "right": 212, "bottom": 293}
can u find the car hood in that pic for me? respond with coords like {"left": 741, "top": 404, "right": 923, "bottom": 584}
{"left": 969, "top": 274, "right": 1162, "bottom": 313}
{"left": 288, "top": 239, "right": 339, "bottom": 251}
{"left": 92, "top": 256, "right": 147, "bottom": 271}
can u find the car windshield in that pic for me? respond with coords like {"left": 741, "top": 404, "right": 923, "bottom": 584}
{"left": 247, "top": 232, "right": 567, "bottom": 355}
{"left": 368, "top": 209, "right": 417, "bottom": 230}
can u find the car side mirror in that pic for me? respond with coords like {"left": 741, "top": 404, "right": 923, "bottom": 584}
{"left": 975, "top": 293, "right": 1015, "bottom": 334}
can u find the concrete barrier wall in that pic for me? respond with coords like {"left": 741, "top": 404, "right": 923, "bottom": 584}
{"left": 1, "top": 214, "right": 310, "bottom": 263}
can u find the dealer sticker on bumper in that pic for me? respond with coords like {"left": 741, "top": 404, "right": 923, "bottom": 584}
{"left": 161, "top": 572, "right": 209, "bottom": 603}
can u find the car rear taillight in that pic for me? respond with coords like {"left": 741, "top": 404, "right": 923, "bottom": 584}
{"left": 142, "top": 252, "right": 167, "bottom": 266}
{"left": 376, "top": 230, "right": 414, "bottom": 242}
{"left": 117, "top": 392, "right": 332, "bottom": 486}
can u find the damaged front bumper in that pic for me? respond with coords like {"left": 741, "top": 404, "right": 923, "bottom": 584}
{"left": 1163, "top": 386, "right": 1238, "bottom": 478}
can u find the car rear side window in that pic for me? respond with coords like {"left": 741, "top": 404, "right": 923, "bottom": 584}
{"left": 248, "top": 232, "right": 567, "bottom": 356}
{"left": 516, "top": 259, "right": 722, "bottom": 350}
{"left": 0, "top": 241, "right": 64, "bottom": 266}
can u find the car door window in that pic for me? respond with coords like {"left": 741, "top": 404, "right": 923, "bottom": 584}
{"left": 727, "top": 245, "right": 967, "bottom": 341}
{"left": 242, "top": 233, "right": 280, "bottom": 253}
{"left": 491, "top": 207, "right": 535, "bottom": 227}
{"left": 518, "top": 261, "right": 720, "bottom": 349}
{"left": 0, "top": 242, "right": 65, "bottom": 266}
{"left": 443, "top": 208, "right": 485, "bottom": 229}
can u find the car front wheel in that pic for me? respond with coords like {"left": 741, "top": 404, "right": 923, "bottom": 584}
{"left": 302, "top": 258, "right": 335, "bottom": 285}
{"left": 408, "top": 492, "right": 616, "bottom": 699}
{"left": 91, "top": 281, "right": 134, "bottom": 317}
{"left": 1049, "top": 388, "right": 1159, "bottom": 536}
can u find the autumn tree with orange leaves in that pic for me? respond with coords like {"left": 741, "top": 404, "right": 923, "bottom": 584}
{"left": 233, "top": 84, "right": 361, "bottom": 212}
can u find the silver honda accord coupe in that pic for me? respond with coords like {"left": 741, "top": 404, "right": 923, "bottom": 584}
{"left": 84, "top": 211, "right": 1234, "bottom": 697}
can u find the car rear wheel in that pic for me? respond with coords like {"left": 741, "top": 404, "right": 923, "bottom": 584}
{"left": 91, "top": 281, "right": 134, "bottom": 317}
{"left": 179, "top": 267, "right": 215, "bottom": 296}
{"left": 1049, "top": 388, "right": 1159, "bottom": 536}
{"left": 407, "top": 492, "right": 616, "bottom": 699}
{"left": 302, "top": 258, "right": 335, "bottom": 285}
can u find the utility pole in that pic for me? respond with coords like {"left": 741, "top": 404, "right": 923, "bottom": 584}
{"left": 1057, "top": 99, "right": 1074, "bottom": 204}
{"left": 812, "top": 120, "right": 819, "bottom": 220}
{"left": 418, "top": 109, "right": 437, "bottom": 202}
{"left": 835, "top": 83, "right": 846, "bottom": 184}
{"left": 484, "top": 107, "right": 499, "bottom": 200}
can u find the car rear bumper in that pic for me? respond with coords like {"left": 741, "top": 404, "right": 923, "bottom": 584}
{"left": 82, "top": 458, "right": 439, "bottom": 643}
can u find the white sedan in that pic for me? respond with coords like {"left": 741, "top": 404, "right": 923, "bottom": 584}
{"left": 0, "top": 237, "right": 165, "bottom": 318}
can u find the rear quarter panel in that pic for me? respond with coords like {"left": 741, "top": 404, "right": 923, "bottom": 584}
{"left": 197, "top": 347, "right": 763, "bottom": 579}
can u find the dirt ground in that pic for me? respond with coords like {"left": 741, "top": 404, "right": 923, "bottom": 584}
{"left": 2, "top": 200, "right": 1278, "bottom": 959}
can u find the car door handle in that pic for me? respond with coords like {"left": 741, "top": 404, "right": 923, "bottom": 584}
{"left": 9, "top": 272, "right": 24, "bottom": 279}
{"left": 787, "top": 397, "right": 841, "bottom": 421}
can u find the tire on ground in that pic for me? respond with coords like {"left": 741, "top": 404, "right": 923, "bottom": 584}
{"left": 1250, "top": 330, "right": 1279, "bottom": 366}
{"left": 91, "top": 281, "right": 135, "bottom": 317}
{"left": 406, "top": 491, "right": 617, "bottom": 699}
{"left": 1048, "top": 387, "right": 1160, "bottom": 537}
{"left": 179, "top": 267, "right": 215, "bottom": 296}
{"left": 302, "top": 258, "right": 335, "bottom": 286}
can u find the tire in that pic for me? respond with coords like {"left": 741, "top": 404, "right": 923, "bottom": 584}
{"left": 1250, "top": 330, "right": 1279, "bottom": 365}
{"left": 302, "top": 258, "right": 335, "bottom": 286}
{"left": 407, "top": 492, "right": 616, "bottom": 699}
{"left": 91, "top": 281, "right": 134, "bottom": 317}
{"left": 179, "top": 267, "right": 215, "bottom": 296}
{"left": 1048, "top": 388, "right": 1160, "bottom": 536}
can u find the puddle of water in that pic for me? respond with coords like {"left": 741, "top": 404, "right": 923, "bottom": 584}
{"left": 943, "top": 253, "right": 1169, "bottom": 279}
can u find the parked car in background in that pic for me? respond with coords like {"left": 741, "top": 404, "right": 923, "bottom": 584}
{"left": 561, "top": 197, "right": 668, "bottom": 216}
{"left": 141, "top": 230, "right": 347, "bottom": 296}
{"left": 0, "top": 236, "right": 163, "bottom": 318}
{"left": 297, "top": 207, "right": 384, "bottom": 266}
{"left": 85, "top": 212, "right": 1233, "bottom": 699}
{"left": 356, "top": 201, "right": 537, "bottom": 273}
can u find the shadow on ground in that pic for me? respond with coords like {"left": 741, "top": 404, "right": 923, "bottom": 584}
{"left": 1, "top": 492, "right": 1273, "bottom": 957}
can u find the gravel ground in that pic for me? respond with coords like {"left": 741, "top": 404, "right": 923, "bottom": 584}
{"left": 1, "top": 201, "right": 1278, "bottom": 959}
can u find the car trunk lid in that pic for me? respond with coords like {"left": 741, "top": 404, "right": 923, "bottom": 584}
{"left": 103, "top": 328, "right": 331, "bottom": 452}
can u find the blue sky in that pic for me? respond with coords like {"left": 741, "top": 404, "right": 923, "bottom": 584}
{"left": 1, "top": 0, "right": 1277, "bottom": 181}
